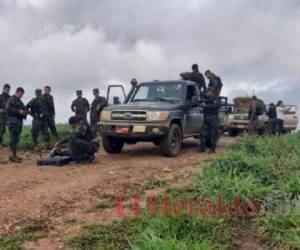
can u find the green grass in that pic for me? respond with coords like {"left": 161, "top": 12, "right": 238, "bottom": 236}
{"left": 69, "top": 133, "right": 300, "bottom": 250}
{"left": 0, "top": 219, "right": 50, "bottom": 250}
{"left": 88, "top": 196, "right": 116, "bottom": 213}
{"left": 2, "top": 123, "right": 70, "bottom": 149}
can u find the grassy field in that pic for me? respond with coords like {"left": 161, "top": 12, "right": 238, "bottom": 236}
{"left": 0, "top": 133, "right": 299, "bottom": 249}
{"left": 2, "top": 124, "right": 70, "bottom": 149}
{"left": 69, "top": 133, "right": 300, "bottom": 250}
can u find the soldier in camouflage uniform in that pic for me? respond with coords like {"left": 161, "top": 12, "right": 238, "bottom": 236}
{"left": 71, "top": 90, "right": 90, "bottom": 123}
{"left": 266, "top": 102, "right": 277, "bottom": 135}
{"left": 205, "top": 70, "right": 223, "bottom": 96}
{"left": 43, "top": 86, "right": 59, "bottom": 139}
{"left": 0, "top": 84, "right": 11, "bottom": 148}
{"left": 26, "top": 89, "right": 50, "bottom": 149}
{"left": 180, "top": 64, "right": 207, "bottom": 95}
{"left": 248, "top": 96, "right": 259, "bottom": 135}
{"left": 55, "top": 116, "right": 99, "bottom": 163}
{"left": 90, "top": 88, "right": 107, "bottom": 135}
{"left": 199, "top": 89, "right": 221, "bottom": 154}
{"left": 6, "top": 87, "right": 27, "bottom": 163}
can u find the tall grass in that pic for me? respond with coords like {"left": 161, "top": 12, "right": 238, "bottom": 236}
{"left": 2, "top": 123, "right": 70, "bottom": 149}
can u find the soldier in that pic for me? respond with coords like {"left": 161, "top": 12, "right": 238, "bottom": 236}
{"left": 266, "top": 103, "right": 277, "bottom": 135}
{"left": 204, "top": 70, "right": 223, "bottom": 96}
{"left": 43, "top": 86, "right": 59, "bottom": 139}
{"left": 276, "top": 100, "right": 284, "bottom": 135}
{"left": 180, "top": 64, "right": 207, "bottom": 95}
{"left": 90, "top": 88, "right": 107, "bottom": 135}
{"left": 6, "top": 87, "right": 27, "bottom": 163}
{"left": 71, "top": 90, "right": 90, "bottom": 122}
{"left": 199, "top": 89, "right": 221, "bottom": 154}
{"left": 0, "top": 84, "right": 11, "bottom": 148}
{"left": 248, "top": 96, "right": 259, "bottom": 135}
{"left": 55, "top": 116, "right": 99, "bottom": 163}
{"left": 26, "top": 89, "right": 51, "bottom": 149}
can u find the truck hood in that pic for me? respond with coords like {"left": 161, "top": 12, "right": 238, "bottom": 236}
{"left": 103, "top": 101, "right": 182, "bottom": 111}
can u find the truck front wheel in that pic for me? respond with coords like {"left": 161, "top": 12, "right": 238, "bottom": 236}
{"left": 102, "top": 136, "right": 124, "bottom": 154}
{"left": 159, "top": 124, "right": 182, "bottom": 157}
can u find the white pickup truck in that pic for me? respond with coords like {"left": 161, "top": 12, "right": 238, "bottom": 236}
{"left": 226, "top": 97, "right": 298, "bottom": 136}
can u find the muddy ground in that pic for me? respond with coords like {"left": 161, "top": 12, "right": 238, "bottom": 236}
{"left": 0, "top": 137, "right": 236, "bottom": 249}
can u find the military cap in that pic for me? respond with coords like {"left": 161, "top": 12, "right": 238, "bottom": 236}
{"left": 16, "top": 87, "right": 25, "bottom": 93}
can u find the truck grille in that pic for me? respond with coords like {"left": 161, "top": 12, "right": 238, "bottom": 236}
{"left": 111, "top": 111, "right": 147, "bottom": 121}
{"left": 233, "top": 115, "right": 248, "bottom": 121}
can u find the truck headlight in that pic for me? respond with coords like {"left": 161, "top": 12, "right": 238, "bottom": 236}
{"left": 101, "top": 111, "right": 112, "bottom": 121}
{"left": 147, "top": 111, "right": 169, "bottom": 121}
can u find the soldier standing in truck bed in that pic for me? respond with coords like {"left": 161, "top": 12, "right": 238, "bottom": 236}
{"left": 248, "top": 96, "right": 259, "bottom": 135}
{"left": 43, "top": 86, "right": 59, "bottom": 140}
{"left": 205, "top": 70, "right": 223, "bottom": 96}
{"left": 0, "top": 84, "right": 11, "bottom": 148}
{"left": 6, "top": 87, "right": 27, "bottom": 163}
{"left": 199, "top": 89, "right": 221, "bottom": 154}
{"left": 180, "top": 64, "right": 207, "bottom": 95}
{"left": 26, "top": 89, "right": 51, "bottom": 149}
{"left": 71, "top": 90, "right": 90, "bottom": 123}
{"left": 90, "top": 88, "right": 107, "bottom": 135}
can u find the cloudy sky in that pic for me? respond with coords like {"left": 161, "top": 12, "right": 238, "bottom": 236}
{"left": 0, "top": 0, "right": 300, "bottom": 122}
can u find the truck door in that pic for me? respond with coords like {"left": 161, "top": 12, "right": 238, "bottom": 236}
{"left": 185, "top": 85, "right": 203, "bottom": 134}
{"left": 106, "top": 85, "right": 127, "bottom": 105}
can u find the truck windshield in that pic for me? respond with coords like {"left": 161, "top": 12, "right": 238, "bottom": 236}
{"left": 131, "top": 83, "right": 183, "bottom": 103}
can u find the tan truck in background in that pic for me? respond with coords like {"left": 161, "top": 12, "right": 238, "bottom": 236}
{"left": 225, "top": 97, "right": 298, "bottom": 136}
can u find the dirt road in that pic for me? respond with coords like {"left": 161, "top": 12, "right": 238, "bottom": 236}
{"left": 0, "top": 137, "right": 235, "bottom": 249}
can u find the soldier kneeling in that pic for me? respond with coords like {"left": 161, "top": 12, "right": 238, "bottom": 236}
{"left": 54, "top": 116, "right": 99, "bottom": 164}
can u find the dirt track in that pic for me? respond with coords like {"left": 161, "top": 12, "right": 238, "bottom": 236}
{"left": 0, "top": 137, "right": 235, "bottom": 249}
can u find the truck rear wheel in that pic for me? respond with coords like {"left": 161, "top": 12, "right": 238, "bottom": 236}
{"left": 102, "top": 136, "right": 124, "bottom": 154}
{"left": 159, "top": 124, "right": 182, "bottom": 157}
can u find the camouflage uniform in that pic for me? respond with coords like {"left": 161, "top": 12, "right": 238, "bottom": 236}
{"left": 266, "top": 103, "right": 277, "bottom": 135}
{"left": 207, "top": 74, "right": 223, "bottom": 96}
{"left": 6, "top": 95, "right": 27, "bottom": 157}
{"left": 199, "top": 95, "right": 221, "bottom": 152}
{"left": 180, "top": 71, "right": 207, "bottom": 95}
{"left": 42, "top": 94, "right": 58, "bottom": 139}
{"left": 0, "top": 92, "right": 11, "bottom": 145}
{"left": 58, "top": 121, "right": 98, "bottom": 162}
{"left": 90, "top": 96, "right": 107, "bottom": 134}
{"left": 248, "top": 100, "right": 258, "bottom": 134}
{"left": 71, "top": 96, "right": 90, "bottom": 122}
{"left": 26, "top": 93, "right": 50, "bottom": 146}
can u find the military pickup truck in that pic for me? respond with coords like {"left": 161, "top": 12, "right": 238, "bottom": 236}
{"left": 99, "top": 80, "right": 228, "bottom": 157}
{"left": 226, "top": 97, "right": 298, "bottom": 136}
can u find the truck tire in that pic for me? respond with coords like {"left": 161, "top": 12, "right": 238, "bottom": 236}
{"left": 159, "top": 124, "right": 182, "bottom": 157}
{"left": 102, "top": 136, "right": 124, "bottom": 154}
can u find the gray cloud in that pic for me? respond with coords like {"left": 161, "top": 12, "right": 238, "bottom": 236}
{"left": 0, "top": 0, "right": 300, "bottom": 122}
